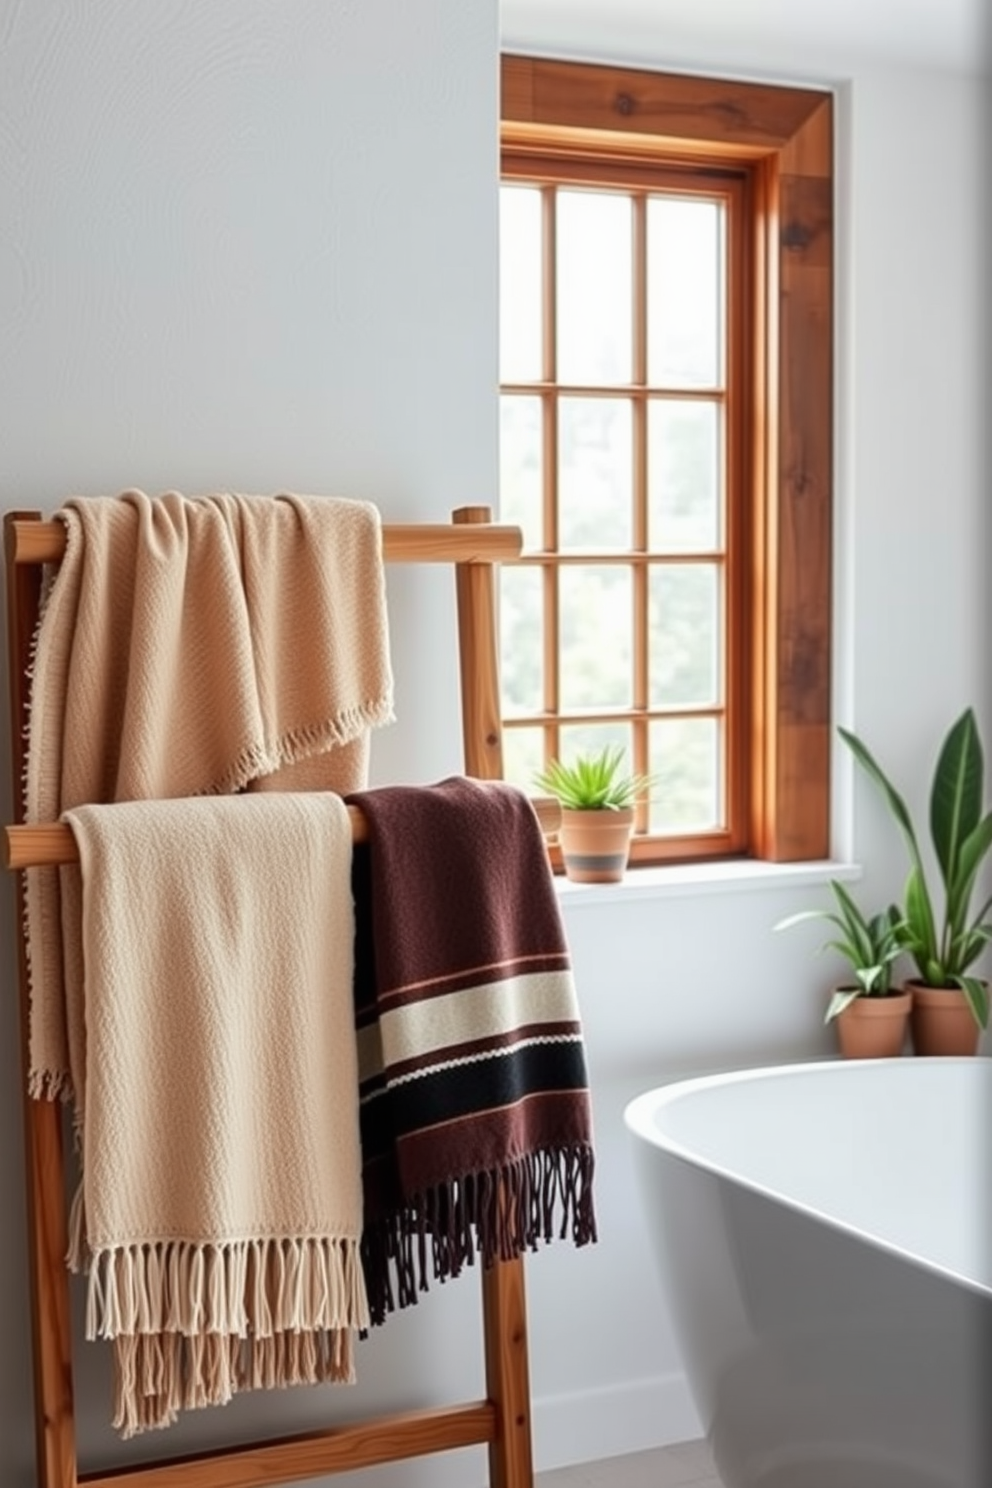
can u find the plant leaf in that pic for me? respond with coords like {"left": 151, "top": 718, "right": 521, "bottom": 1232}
{"left": 952, "top": 923, "right": 992, "bottom": 972}
{"left": 823, "top": 936, "right": 862, "bottom": 964}
{"left": 944, "top": 812, "right": 992, "bottom": 950}
{"left": 825, "top": 987, "right": 862, "bottom": 1023}
{"left": 953, "top": 974, "right": 990, "bottom": 1028}
{"left": 777, "top": 883, "right": 904, "bottom": 993}
{"left": 774, "top": 908, "right": 841, "bottom": 934}
{"left": 967, "top": 892, "right": 992, "bottom": 930}
{"left": 931, "top": 708, "right": 982, "bottom": 891}
{"left": 837, "top": 725, "right": 927, "bottom": 882}
{"left": 829, "top": 881, "right": 872, "bottom": 964}
{"left": 903, "top": 865, "right": 938, "bottom": 976}
{"left": 534, "top": 744, "right": 656, "bottom": 811}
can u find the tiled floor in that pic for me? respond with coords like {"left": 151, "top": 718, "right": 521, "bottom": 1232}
{"left": 536, "top": 1438, "right": 722, "bottom": 1487}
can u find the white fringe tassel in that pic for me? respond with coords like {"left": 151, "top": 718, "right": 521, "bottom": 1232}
{"left": 82, "top": 1236, "right": 367, "bottom": 1438}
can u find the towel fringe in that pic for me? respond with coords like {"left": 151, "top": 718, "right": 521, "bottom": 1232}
{"left": 27, "top": 1065, "right": 74, "bottom": 1103}
{"left": 23, "top": 535, "right": 75, "bottom": 1105}
{"left": 83, "top": 1235, "right": 364, "bottom": 1437}
{"left": 207, "top": 700, "right": 395, "bottom": 799}
{"left": 83, "top": 1234, "right": 369, "bottom": 1342}
{"left": 112, "top": 1324, "right": 357, "bottom": 1438}
{"left": 361, "top": 1144, "right": 596, "bottom": 1327}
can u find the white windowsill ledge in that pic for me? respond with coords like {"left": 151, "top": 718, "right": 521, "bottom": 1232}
{"left": 554, "top": 858, "right": 862, "bottom": 907}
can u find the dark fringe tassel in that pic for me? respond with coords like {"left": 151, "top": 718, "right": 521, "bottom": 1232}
{"left": 360, "top": 1143, "right": 596, "bottom": 1327}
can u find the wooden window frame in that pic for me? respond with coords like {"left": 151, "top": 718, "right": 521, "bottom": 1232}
{"left": 500, "top": 155, "right": 748, "bottom": 864}
{"left": 501, "top": 55, "right": 834, "bottom": 863}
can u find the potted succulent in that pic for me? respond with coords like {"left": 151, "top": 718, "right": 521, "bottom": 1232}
{"left": 839, "top": 707, "right": 992, "bottom": 1055}
{"left": 534, "top": 745, "right": 655, "bottom": 883}
{"left": 776, "top": 883, "right": 910, "bottom": 1058}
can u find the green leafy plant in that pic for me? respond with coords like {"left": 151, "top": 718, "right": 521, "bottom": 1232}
{"left": 838, "top": 707, "right": 992, "bottom": 1028}
{"left": 776, "top": 883, "right": 905, "bottom": 1023}
{"left": 534, "top": 745, "right": 656, "bottom": 811}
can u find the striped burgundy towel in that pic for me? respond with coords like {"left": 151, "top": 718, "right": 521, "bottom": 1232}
{"left": 346, "top": 776, "right": 596, "bottom": 1325}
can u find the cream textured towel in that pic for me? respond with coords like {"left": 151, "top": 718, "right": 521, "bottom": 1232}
{"left": 63, "top": 792, "right": 368, "bottom": 1437}
{"left": 25, "top": 490, "right": 394, "bottom": 1100}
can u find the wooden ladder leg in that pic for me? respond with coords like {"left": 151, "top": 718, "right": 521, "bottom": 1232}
{"left": 452, "top": 505, "right": 505, "bottom": 785}
{"left": 4, "top": 513, "right": 79, "bottom": 1488}
{"left": 452, "top": 506, "right": 535, "bottom": 1488}
{"left": 23, "top": 1102, "right": 77, "bottom": 1488}
{"left": 483, "top": 1258, "right": 534, "bottom": 1488}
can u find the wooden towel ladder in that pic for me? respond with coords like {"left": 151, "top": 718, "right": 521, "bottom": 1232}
{"left": 3, "top": 504, "right": 540, "bottom": 1488}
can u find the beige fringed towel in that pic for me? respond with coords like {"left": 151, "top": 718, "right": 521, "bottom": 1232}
{"left": 63, "top": 792, "right": 368, "bottom": 1437}
{"left": 25, "top": 490, "right": 394, "bottom": 1101}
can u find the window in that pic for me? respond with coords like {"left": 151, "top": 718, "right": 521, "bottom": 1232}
{"left": 498, "top": 57, "right": 834, "bottom": 865}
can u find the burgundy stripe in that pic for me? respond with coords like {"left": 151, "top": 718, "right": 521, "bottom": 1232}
{"left": 396, "top": 1093, "right": 593, "bottom": 1194}
{"left": 374, "top": 952, "right": 573, "bottom": 1013}
{"left": 354, "top": 952, "right": 572, "bottom": 1029}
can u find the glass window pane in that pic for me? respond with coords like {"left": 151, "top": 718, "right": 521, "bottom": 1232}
{"left": 558, "top": 722, "right": 632, "bottom": 776}
{"left": 499, "top": 566, "right": 543, "bottom": 717}
{"left": 647, "top": 196, "right": 723, "bottom": 388}
{"left": 500, "top": 395, "right": 543, "bottom": 551}
{"left": 649, "top": 717, "right": 722, "bottom": 832}
{"left": 559, "top": 397, "right": 632, "bottom": 550}
{"left": 557, "top": 190, "right": 632, "bottom": 385}
{"left": 503, "top": 727, "right": 545, "bottom": 795}
{"left": 649, "top": 565, "right": 720, "bottom": 707}
{"left": 648, "top": 400, "right": 721, "bottom": 553}
{"left": 500, "top": 186, "right": 542, "bottom": 383}
{"left": 559, "top": 565, "right": 632, "bottom": 711}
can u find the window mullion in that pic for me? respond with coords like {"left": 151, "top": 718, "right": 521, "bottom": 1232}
{"left": 541, "top": 186, "right": 560, "bottom": 768}
{"left": 631, "top": 194, "right": 650, "bottom": 834}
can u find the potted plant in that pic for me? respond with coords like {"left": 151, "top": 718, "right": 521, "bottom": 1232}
{"left": 534, "top": 745, "right": 655, "bottom": 884}
{"left": 775, "top": 883, "right": 910, "bottom": 1058}
{"left": 839, "top": 707, "right": 992, "bottom": 1055}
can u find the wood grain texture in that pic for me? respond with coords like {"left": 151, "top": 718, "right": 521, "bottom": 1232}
{"left": 452, "top": 506, "right": 533, "bottom": 1488}
{"left": 765, "top": 99, "right": 833, "bottom": 860}
{"left": 6, "top": 798, "right": 563, "bottom": 870}
{"left": 503, "top": 55, "right": 827, "bottom": 157}
{"left": 10, "top": 518, "right": 523, "bottom": 568}
{"left": 4, "top": 512, "right": 78, "bottom": 1488}
{"left": 76, "top": 1403, "right": 496, "bottom": 1488}
{"left": 778, "top": 94, "right": 833, "bottom": 179}
{"left": 453, "top": 506, "right": 507, "bottom": 783}
{"left": 483, "top": 1256, "right": 533, "bottom": 1488}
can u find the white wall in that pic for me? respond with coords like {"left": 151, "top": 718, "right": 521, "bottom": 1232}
{"left": 0, "top": 2, "right": 988, "bottom": 1485}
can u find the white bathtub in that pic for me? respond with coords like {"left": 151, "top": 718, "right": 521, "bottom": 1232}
{"left": 624, "top": 1058, "right": 992, "bottom": 1488}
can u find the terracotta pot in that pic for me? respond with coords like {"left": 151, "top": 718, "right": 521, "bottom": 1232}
{"left": 909, "top": 982, "right": 983, "bottom": 1056}
{"left": 558, "top": 806, "right": 634, "bottom": 884}
{"left": 833, "top": 989, "right": 912, "bottom": 1059}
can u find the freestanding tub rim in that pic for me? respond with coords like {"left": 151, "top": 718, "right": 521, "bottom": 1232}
{"left": 624, "top": 1056, "right": 991, "bottom": 1299}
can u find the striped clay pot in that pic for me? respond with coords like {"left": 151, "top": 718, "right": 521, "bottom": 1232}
{"left": 558, "top": 807, "right": 634, "bottom": 884}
